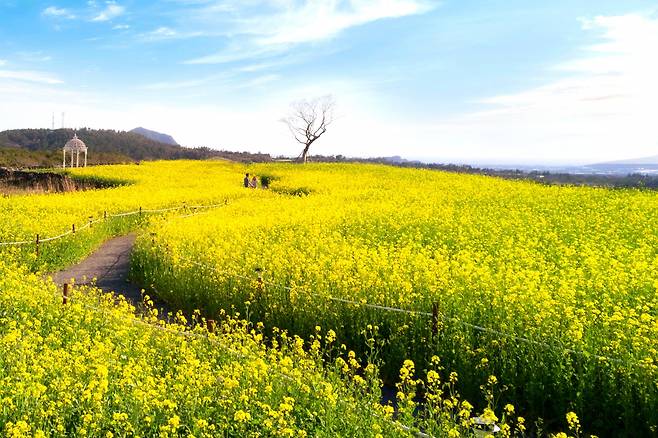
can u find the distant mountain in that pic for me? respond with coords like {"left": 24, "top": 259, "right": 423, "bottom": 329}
{"left": 380, "top": 155, "right": 422, "bottom": 165}
{"left": 593, "top": 154, "right": 658, "bottom": 166}
{"left": 130, "top": 127, "right": 178, "bottom": 146}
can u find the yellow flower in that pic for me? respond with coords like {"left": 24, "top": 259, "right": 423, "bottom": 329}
{"left": 168, "top": 415, "right": 181, "bottom": 429}
{"left": 234, "top": 410, "right": 251, "bottom": 423}
{"left": 566, "top": 411, "right": 581, "bottom": 432}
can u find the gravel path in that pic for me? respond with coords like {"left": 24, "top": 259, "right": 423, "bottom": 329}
{"left": 50, "top": 234, "right": 143, "bottom": 304}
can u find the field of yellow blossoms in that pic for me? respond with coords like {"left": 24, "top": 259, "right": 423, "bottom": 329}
{"left": 133, "top": 162, "right": 656, "bottom": 436}
{"left": 1, "top": 159, "right": 653, "bottom": 436}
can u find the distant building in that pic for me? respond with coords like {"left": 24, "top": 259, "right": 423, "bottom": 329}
{"left": 63, "top": 133, "right": 87, "bottom": 168}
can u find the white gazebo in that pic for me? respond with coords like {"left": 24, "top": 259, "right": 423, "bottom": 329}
{"left": 62, "top": 133, "right": 88, "bottom": 168}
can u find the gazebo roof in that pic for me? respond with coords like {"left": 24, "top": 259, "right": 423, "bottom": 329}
{"left": 63, "top": 133, "right": 87, "bottom": 152}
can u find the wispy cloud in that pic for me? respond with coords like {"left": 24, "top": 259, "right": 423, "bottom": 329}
{"left": 18, "top": 52, "right": 53, "bottom": 62}
{"left": 113, "top": 23, "right": 130, "bottom": 30}
{"left": 141, "top": 75, "right": 221, "bottom": 90}
{"left": 138, "top": 25, "right": 209, "bottom": 42}
{"left": 251, "top": 0, "right": 435, "bottom": 46}
{"left": 0, "top": 69, "right": 63, "bottom": 84}
{"left": 42, "top": 6, "right": 76, "bottom": 19}
{"left": 185, "top": 44, "right": 285, "bottom": 65}
{"left": 243, "top": 74, "right": 279, "bottom": 87}
{"left": 92, "top": 1, "right": 125, "bottom": 22}
{"left": 178, "top": 0, "right": 437, "bottom": 64}
{"left": 480, "top": 14, "right": 658, "bottom": 112}
{"left": 151, "top": 26, "right": 177, "bottom": 37}
{"left": 0, "top": 59, "right": 6, "bottom": 66}
{"left": 140, "top": 69, "right": 279, "bottom": 91}
{"left": 435, "top": 13, "right": 658, "bottom": 163}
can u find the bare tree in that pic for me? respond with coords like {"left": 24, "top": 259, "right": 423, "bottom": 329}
{"left": 281, "top": 95, "right": 335, "bottom": 163}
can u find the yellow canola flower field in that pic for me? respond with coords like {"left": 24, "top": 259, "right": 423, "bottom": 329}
{"left": 2, "top": 160, "right": 532, "bottom": 437}
{"left": 0, "top": 259, "right": 449, "bottom": 437}
{"left": 132, "top": 162, "right": 658, "bottom": 437}
{"left": 0, "top": 161, "right": 249, "bottom": 271}
{"left": 0, "top": 160, "right": 653, "bottom": 436}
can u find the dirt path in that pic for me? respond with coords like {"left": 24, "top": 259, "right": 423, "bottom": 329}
{"left": 50, "top": 234, "right": 143, "bottom": 304}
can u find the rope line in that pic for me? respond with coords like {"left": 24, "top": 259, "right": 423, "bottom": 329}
{"left": 181, "top": 258, "right": 649, "bottom": 369}
{"left": 0, "top": 202, "right": 227, "bottom": 246}
{"left": 0, "top": 239, "right": 31, "bottom": 246}
{"left": 57, "top": 285, "right": 431, "bottom": 438}
{"left": 39, "top": 230, "right": 73, "bottom": 243}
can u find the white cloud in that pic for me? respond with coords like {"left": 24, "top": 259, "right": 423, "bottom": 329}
{"left": 92, "top": 1, "right": 125, "bottom": 22}
{"left": 0, "top": 70, "right": 63, "bottom": 84}
{"left": 185, "top": 45, "right": 285, "bottom": 65}
{"left": 184, "top": 0, "right": 436, "bottom": 64}
{"left": 243, "top": 74, "right": 279, "bottom": 87}
{"left": 254, "top": 0, "right": 434, "bottom": 46}
{"left": 18, "top": 52, "right": 52, "bottom": 62}
{"left": 141, "top": 76, "right": 219, "bottom": 91}
{"left": 140, "top": 26, "right": 207, "bottom": 42}
{"left": 42, "top": 6, "right": 76, "bottom": 19}
{"left": 140, "top": 70, "right": 279, "bottom": 91}
{"left": 151, "top": 26, "right": 177, "bottom": 37}
{"left": 425, "top": 13, "right": 658, "bottom": 164}
{"left": 0, "top": 59, "right": 6, "bottom": 66}
{"left": 113, "top": 23, "right": 130, "bottom": 30}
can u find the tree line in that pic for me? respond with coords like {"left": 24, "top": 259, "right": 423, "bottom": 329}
{"left": 0, "top": 128, "right": 273, "bottom": 168}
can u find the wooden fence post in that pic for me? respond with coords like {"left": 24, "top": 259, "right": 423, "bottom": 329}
{"left": 35, "top": 234, "right": 39, "bottom": 257}
{"left": 104, "top": 211, "right": 107, "bottom": 220}
{"left": 63, "top": 283, "right": 69, "bottom": 305}
{"left": 255, "top": 267, "right": 264, "bottom": 290}
{"left": 207, "top": 319, "right": 215, "bottom": 334}
{"left": 72, "top": 224, "right": 76, "bottom": 234}
{"left": 431, "top": 302, "right": 439, "bottom": 338}
{"left": 139, "top": 206, "right": 142, "bottom": 216}
{"left": 88, "top": 216, "right": 93, "bottom": 228}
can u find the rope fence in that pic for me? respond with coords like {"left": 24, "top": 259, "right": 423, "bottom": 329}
{"left": 181, "top": 257, "right": 650, "bottom": 370}
{"left": 0, "top": 200, "right": 228, "bottom": 249}
{"left": 55, "top": 282, "right": 433, "bottom": 438}
{"left": 5, "top": 196, "right": 650, "bottom": 382}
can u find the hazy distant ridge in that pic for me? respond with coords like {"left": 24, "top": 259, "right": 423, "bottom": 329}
{"left": 130, "top": 127, "right": 178, "bottom": 146}
{"left": 593, "top": 154, "right": 658, "bottom": 166}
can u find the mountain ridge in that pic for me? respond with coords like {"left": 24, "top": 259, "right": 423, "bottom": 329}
{"left": 592, "top": 153, "right": 658, "bottom": 166}
{"left": 130, "top": 127, "right": 178, "bottom": 146}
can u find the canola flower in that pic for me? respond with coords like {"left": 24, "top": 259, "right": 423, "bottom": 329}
{"left": 0, "top": 160, "right": 649, "bottom": 435}
{"left": 0, "top": 160, "right": 249, "bottom": 272}
{"left": 1, "top": 160, "right": 540, "bottom": 437}
{"left": 130, "top": 162, "right": 658, "bottom": 436}
{"left": 0, "top": 258, "right": 439, "bottom": 437}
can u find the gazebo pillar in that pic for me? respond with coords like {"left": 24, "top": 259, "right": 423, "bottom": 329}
{"left": 63, "top": 150, "right": 66, "bottom": 169}
{"left": 84, "top": 150, "right": 87, "bottom": 167}
{"left": 70, "top": 151, "right": 74, "bottom": 167}
{"left": 76, "top": 151, "right": 79, "bottom": 168}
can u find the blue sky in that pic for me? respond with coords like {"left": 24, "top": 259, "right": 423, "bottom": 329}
{"left": 1, "top": 1, "right": 657, "bottom": 164}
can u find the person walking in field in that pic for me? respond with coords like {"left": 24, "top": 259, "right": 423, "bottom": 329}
{"left": 244, "top": 173, "right": 250, "bottom": 188}
{"left": 250, "top": 175, "right": 258, "bottom": 189}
